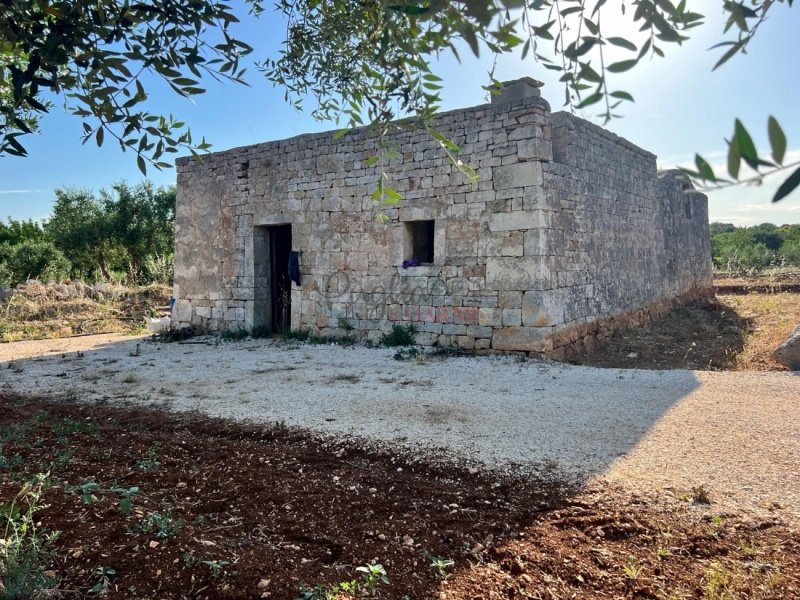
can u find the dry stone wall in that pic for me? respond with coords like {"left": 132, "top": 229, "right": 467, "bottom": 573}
{"left": 174, "top": 85, "right": 713, "bottom": 355}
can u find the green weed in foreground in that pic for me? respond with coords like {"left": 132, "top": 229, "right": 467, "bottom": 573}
{"left": 0, "top": 473, "right": 59, "bottom": 598}
{"left": 297, "top": 563, "right": 388, "bottom": 599}
{"left": 138, "top": 512, "right": 183, "bottom": 539}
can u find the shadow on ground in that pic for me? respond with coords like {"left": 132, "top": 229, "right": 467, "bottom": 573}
{"left": 571, "top": 299, "right": 751, "bottom": 370}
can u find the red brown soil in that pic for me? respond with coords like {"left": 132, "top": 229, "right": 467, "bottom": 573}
{"left": 1, "top": 395, "right": 798, "bottom": 599}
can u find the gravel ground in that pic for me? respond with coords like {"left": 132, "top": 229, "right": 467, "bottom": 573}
{"left": 2, "top": 333, "right": 798, "bottom": 525}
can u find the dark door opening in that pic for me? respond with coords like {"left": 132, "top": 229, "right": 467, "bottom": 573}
{"left": 253, "top": 224, "right": 292, "bottom": 334}
{"left": 270, "top": 224, "right": 292, "bottom": 333}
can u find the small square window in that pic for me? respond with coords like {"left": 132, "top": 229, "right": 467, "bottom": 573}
{"left": 404, "top": 220, "right": 435, "bottom": 264}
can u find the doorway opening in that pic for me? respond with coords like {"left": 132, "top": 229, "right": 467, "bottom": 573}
{"left": 253, "top": 224, "right": 292, "bottom": 333}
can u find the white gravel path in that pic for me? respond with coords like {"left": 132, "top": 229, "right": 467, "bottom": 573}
{"left": 1, "top": 334, "right": 798, "bottom": 524}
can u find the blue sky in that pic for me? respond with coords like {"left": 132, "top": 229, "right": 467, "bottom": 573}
{"left": 1, "top": 1, "right": 798, "bottom": 226}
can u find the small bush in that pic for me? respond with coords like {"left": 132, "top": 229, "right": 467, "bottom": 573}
{"left": 220, "top": 327, "right": 248, "bottom": 341}
{"left": 382, "top": 324, "right": 416, "bottom": 347}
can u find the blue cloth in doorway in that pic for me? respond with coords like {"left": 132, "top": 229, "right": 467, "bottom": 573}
{"left": 288, "top": 251, "right": 302, "bottom": 285}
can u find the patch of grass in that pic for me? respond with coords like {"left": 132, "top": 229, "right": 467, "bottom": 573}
{"left": 0, "top": 446, "right": 23, "bottom": 471}
{"left": 382, "top": 324, "right": 416, "bottom": 347}
{"left": 121, "top": 372, "right": 138, "bottom": 384}
{"left": 286, "top": 329, "right": 309, "bottom": 342}
{"left": 704, "top": 561, "right": 735, "bottom": 600}
{"left": 136, "top": 441, "right": 161, "bottom": 472}
{"left": 138, "top": 512, "right": 183, "bottom": 539}
{"left": 719, "top": 291, "right": 800, "bottom": 370}
{"left": 220, "top": 327, "right": 249, "bottom": 341}
{"left": 623, "top": 556, "right": 643, "bottom": 580}
{"left": 51, "top": 417, "right": 99, "bottom": 440}
{"left": 0, "top": 284, "right": 171, "bottom": 342}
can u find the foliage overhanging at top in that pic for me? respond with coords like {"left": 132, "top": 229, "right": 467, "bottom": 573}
{"left": 0, "top": 0, "right": 797, "bottom": 200}
{"left": 0, "top": 0, "right": 253, "bottom": 173}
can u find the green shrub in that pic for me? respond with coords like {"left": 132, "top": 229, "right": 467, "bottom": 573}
{"left": 780, "top": 239, "right": 800, "bottom": 266}
{"left": 0, "top": 240, "right": 72, "bottom": 286}
{"left": 140, "top": 253, "right": 174, "bottom": 285}
{"left": 381, "top": 324, "right": 416, "bottom": 347}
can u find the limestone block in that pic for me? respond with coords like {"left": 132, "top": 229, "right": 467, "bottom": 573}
{"left": 480, "top": 232, "right": 524, "bottom": 257}
{"left": 774, "top": 325, "right": 800, "bottom": 370}
{"left": 442, "top": 323, "right": 467, "bottom": 335}
{"left": 488, "top": 211, "right": 548, "bottom": 232}
{"left": 174, "top": 299, "right": 193, "bottom": 322}
{"left": 466, "top": 325, "right": 492, "bottom": 338}
{"left": 492, "top": 162, "right": 543, "bottom": 190}
{"left": 521, "top": 291, "right": 566, "bottom": 328}
{"left": 523, "top": 229, "right": 548, "bottom": 256}
{"left": 517, "top": 137, "right": 552, "bottom": 161}
{"left": 502, "top": 309, "right": 521, "bottom": 326}
{"left": 479, "top": 308, "right": 503, "bottom": 327}
{"left": 486, "top": 257, "right": 551, "bottom": 290}
{"left": 498, "top": 291, "right": 522, "bottom": 309}
{"left": 492, "top": 327, "right": 550, "bottom": 352}
{"left": 474, "top": 338, "right": 491, "bottom": 350}
{"left": 455, "top": 336, "right": 475, "bottom": 350}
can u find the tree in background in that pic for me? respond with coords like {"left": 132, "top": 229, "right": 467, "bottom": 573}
{"left": 710, "top": 222, "right": 800, "bottom": 273}
{"left": 0, "top": 218, "right": 49, "bottom": 245}
{"left": 43, "top": 182, "right": 175, "bottom": 284}
{"left": 46, "top": 188, "right": 117, "bottom": 280}
{"left": 0, "top": 239, "right": 71, "bottom": 286}
{"left": 101, "top": 182, "right": 175, "bottom": 282}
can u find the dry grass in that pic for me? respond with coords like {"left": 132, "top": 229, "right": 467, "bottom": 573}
{"left": 719, "top": 291, "right": 800, "bottom": 370}
{"left": 0, "top": 284, "right": 170, "bottom": 342}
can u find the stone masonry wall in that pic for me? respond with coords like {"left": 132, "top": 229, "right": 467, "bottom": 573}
{"left": 173, "top": 90, "right": 713, "bottom": 355}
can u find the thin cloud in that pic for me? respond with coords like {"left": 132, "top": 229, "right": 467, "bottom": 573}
{"left": 0, "top": 189, "right": 49, "bottom": 194}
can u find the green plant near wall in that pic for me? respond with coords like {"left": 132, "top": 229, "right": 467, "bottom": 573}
{"left": 381, "top": 324, "right": 416, "bottom": 347}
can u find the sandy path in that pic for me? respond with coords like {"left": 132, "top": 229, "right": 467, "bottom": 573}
{"left": 1, "top": 333, "right": 798, "bottom": 524}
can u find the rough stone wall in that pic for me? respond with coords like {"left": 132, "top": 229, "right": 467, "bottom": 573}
{"left": 173, "top": 90, "right": 712, "bottom": 355}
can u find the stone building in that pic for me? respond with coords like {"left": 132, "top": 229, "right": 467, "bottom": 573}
{"left": 173, "top": 78, "right": 713, "bottom": 356}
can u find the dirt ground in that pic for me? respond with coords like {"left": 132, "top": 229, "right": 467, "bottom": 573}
{"left": 1, "top": 396, "right": 798, "bottom": 599}
{"left": 2, "top": 281, "right": 798, "bottom": 598}
{"left": 573, "top": 288, "right": 800, "bottom": 371}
